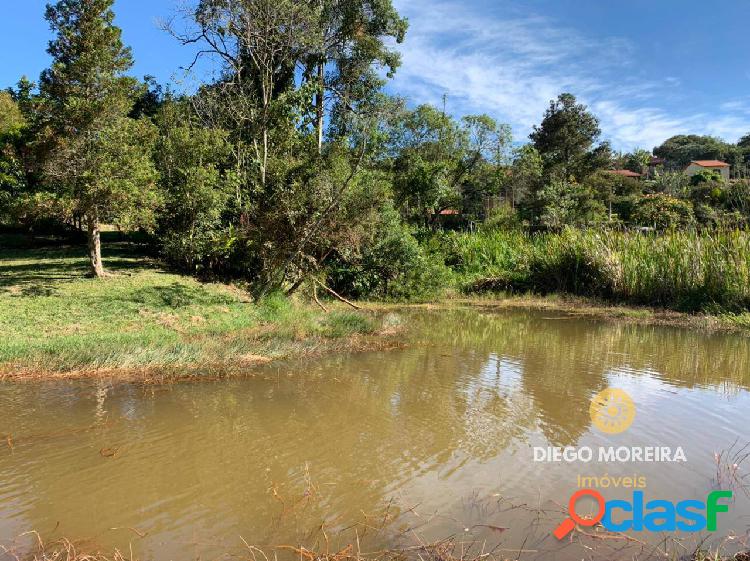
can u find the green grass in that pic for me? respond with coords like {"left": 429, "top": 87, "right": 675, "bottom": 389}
{"left": 0, "top": 235, "right": 378, "bottom": 375}
{"left": 440, "top": 228, "right": 750, "bottom": 312}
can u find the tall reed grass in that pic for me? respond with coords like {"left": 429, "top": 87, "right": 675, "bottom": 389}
{"left": 441, "top": 228, "right": 750, "bottom": 312}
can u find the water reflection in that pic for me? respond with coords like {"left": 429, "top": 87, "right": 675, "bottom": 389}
{"left": 1, "top": 306, "right": 749, "bottom": 560}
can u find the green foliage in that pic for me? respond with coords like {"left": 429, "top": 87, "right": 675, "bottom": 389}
{"left": 653, "top": 135, "right": 741, "bottom": 169}
{"left": 41, "top": 0, "right": 136, "bottom": 131}
{"left": 725, "top": 180, "right": 750, "bottom": 219}
{"left": 481, "top": 205, "right": 522, "bottom": 232}
{"left": 43, "top": 116, "right": 161, "bottom": 227}
{"left": 649, "top": 170, "right": 690, "bottom": 197}
{"left": 631, "top": 194, "right": 694, "bottom": 229}
{"left": 0, "top": 93, "right": 27, "bottom": 221}
{"left": 321, "top": 311, "right": 376, "bottom": 338}
{"left": 327, "top": 206, "right": 452, "bottom": 301}
{"left": 38, "top": 0, "right": 158, "bottom": 275}
{"left": 438, "top": 228, "right": 750, "bottom": 312}
{"left": 530, "top": 93, "right": 611, "bottom": 181}
{"left": 0, "top": 92, "right": 25, "bottom": 137}
{"left": 623, "top": 148, "right": 651, "bottom": 174}
{"left": 507, "top": 145, "right": 543, "bottom": 207}
{"left": 690, "top": 169, "right": 723, "bottom": 186}
{"left": 172, "top": 0, "right": 411, "bottom": 296}
{"left": 7, "top": 0, "right": 750, "bottom": 315}
{"left": 153, "top": 100, "right": 231, "bottom": 270}
{"left": 439, "top": 229, "right": 532, "bottom": 289}
{"left": 389, "top": 104, "right": 511, "bottom": 224}
{"left": 527, "top": 179, "right": 606, "bottom": 229}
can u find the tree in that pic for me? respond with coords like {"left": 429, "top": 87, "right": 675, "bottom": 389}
{"left": 738, "top": 133, "right": 750, "bottom": 176}
{"left": 390, "top": 105, "right": 511, "bottom": 224}
{"left": 623, "top": 148, "right": 652, "bottom": 174}
{"left": 306, "top": 0, "right": 408, "bottom": 151}
{"left": 40, "top": 0, "right": 160, "bottom": 276}
{"left": 530, "top": 179, "right": 606, "bottom": 230}
{"left": 167, "top": 0, "right": 408, "bottom": 296}
{"left": 153, "top": 98, "right": 231, "bottom": 271}
{"left": 508, "top": 145, "right": 543, "bottom": 208}
{"left": 653, "top": 135, "right": 742, "bottom": 170}
{"left": 0, "top": 93, "right": 27, "bottom": 222}
{"left": 530, "top": 93, "right": 611, "bottom": 181}
{"left": 631, "top": 194, "right": 694, "bottom": 230}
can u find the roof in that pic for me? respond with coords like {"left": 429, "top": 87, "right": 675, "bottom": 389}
{"left": 689, "top": 160, "right": 729, "bottom": 168}
{"left": 607, "top": 169, "right": 642, "bottom": 177}
{"left": 439, "top": 209, "right": 461, "bottom": 215}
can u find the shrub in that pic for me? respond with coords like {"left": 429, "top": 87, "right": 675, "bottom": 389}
{"left": 690, "top": 169, "right": 723, "bottom": 186}
{"left": 327, "top": 207, "right": 452, "bottom": 301}
{"left": 482, "top": 205, "right": 522, "bottom": 232}
{"left": 631, "top": 194, "right": 694, "bottom": 229}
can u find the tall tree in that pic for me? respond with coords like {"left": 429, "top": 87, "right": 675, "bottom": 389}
{"left": 0, "top": 93, "right": 27, "bottom": 222}
{"left": 530, "top": 93, "right": 611, "bottom": 181}
{"left": 310, "top": 0, "right": 408, "bottom": 149}
{"left": 40, "top": 0, "right": 159, "bottom": 277}
{"left": 653, "top": 135, "right": 742, "bottom": 170}
{"left": 508, "top": 145, "right": 543, "bottom": 208}
{"left": 390, "top": 105, "right": 511, "bottom": 224}
{"left": 168, "top": 0, "right": 406, "bottom": 295}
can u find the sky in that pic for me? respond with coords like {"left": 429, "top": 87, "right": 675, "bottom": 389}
{"left": 2, "top": 0, "right": 749, "bottom": 151}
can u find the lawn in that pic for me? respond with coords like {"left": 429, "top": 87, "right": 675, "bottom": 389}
{"left": 0, "top": 233, "right": 379, "bottom": 377}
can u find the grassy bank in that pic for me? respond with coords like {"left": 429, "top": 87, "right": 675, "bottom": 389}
{"left": 0, "top": 235, "right": 390, "bottom": 380}
{"left": 439, "top": 228, "right": 750, "bottom": 313}
{"left": 4, "top": 229, "right": 750, "bottom": 380}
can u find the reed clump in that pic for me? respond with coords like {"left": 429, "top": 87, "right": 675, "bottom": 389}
{"left": 441, "top": 228, "right": 750, "bottom": 313}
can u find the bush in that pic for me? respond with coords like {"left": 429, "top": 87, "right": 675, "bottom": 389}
{"left": 327, "top": 207, "right": 452, "bottom": 301}
{"left": 690, "top": 169, "right": 723, "bottom": 186}
{"left": 631, "top": 194, "right": 694, "bottom": 229}
{"left": 482, "top": 205, "right": 522, "bottom": 232}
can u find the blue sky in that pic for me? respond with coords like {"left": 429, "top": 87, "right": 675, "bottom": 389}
{"left": 2, "top": 0, "right": 750, "bottom": 151}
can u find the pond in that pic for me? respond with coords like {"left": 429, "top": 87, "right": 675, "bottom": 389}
{"left": 2, "top": 306, "right": 750, "bottom": 560}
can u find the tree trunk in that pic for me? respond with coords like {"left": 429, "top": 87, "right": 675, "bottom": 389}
{"left": 86, "top": 212, "right": 105, "bottom": 278}
{"left": 316, "top": 61, "right": 325, "bottom": 154}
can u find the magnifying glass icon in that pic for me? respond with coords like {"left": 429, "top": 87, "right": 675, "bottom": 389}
{"left": 553, "top": 489, "right": 606, "bottom": 540}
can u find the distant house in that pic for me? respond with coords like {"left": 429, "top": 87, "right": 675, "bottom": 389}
{"left": 684, "top": 160, "right": 730, "bottom": 182}
{"left": 607, "top": 169, "right": 642, "bottom": 179}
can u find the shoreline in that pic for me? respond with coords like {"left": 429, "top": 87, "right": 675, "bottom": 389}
{"left": 4, "top": 294, "right": 749, "bottom": 383}
{"left": 0, "top": 320, "right": 407, "bottom": 383}
{"left": 360, "top": 293, "right": 750, "bottom": 333}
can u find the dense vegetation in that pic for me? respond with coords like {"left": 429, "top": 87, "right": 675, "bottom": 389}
{"left": 3, "top": 0, "right": 750, "bottom": 313}
{"left": 439, "top": 228, "right": 750, "bottom": 312}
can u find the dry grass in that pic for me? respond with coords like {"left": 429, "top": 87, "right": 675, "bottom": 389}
{"left": 0, "top": 532, "right": 134, "bottom": 561}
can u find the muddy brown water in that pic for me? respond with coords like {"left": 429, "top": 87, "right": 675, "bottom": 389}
{"left": 2, "top": 307, "right": 750, "bottom": 560}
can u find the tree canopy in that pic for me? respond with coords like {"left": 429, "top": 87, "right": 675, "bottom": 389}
{"left": 530, "top": 93, "right": 611, "bottom": 182}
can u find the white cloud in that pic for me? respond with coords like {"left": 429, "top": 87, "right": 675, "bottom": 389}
{"left": 390, "top": 0, "right": 750, "bottom": 150}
